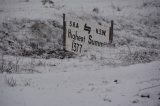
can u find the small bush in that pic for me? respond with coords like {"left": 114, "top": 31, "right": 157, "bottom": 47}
{"left": 41, "top": 0, "right": 54, "bottom": 6}
{"left": 0, "top": 54, "right": 20, "bottom": 73}
{"left": 117, "top": 7, "right": 121, "bottom": 11}
{"left": 0, "top": 60, "right": 15, "bottom": 73}
{"left": 122, "top": 49, "right": 159, "bottom": 65}
{"left": 127, "top": 51, "right": 151, "bottom": 64}
{"left": 93, "top": 7, "right": 99, "bottom": 14}
{"left": 5, "top": 76, "right": 17, "bottom": 87}
{"left": 142, "top": 0, "right": 160, "bottom": 8}
{"left": 23, "top": 79, "right": 31, "bottom": 86}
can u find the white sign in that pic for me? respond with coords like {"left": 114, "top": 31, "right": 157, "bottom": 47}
{"left": 65, "top": 15, "right": 110, "bottom": 54}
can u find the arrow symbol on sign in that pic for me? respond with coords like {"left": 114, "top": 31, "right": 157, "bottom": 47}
{"left": 84, "top": 23, "right": 91, "bottom": 34}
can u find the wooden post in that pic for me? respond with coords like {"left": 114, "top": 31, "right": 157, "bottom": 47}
{"left": 63, "top": 13, "right": 66, "bottom": 51}
{"left": 109, "top": 20, "right": 114, "bottom": 43}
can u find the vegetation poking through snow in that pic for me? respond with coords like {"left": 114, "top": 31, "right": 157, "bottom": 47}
{"left": 0, "top": 19, "right": 75, "bottom": 59}
{"left": 123, "top": 49, "right": 160, "bottom": 65}
{"left": 0, "top": 54, "right": 20, "bottom": 73}
{"left": 4, "top": 76, "right": 17, "bottom": 87}
{"left": 0, "top": 0, "right": 159, "bottom": 65}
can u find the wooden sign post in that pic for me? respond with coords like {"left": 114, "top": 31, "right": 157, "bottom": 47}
{"left": 109, "top": 20, "right": 114, "bottom": 43}
{"left": 63, "top": 13, "right": 66, "bottom": 51}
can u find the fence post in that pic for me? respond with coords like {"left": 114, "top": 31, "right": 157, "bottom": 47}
{"left": 63, "top": 13, "right": 66, "bottom": 51}
{"left": 109, "top": 20, "right": 114, "bottom": 43}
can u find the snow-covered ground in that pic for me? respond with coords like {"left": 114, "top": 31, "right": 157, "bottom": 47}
{"left": 0, "top": 57, "right": 160, "bottom": 106}
{"left": 0, "top": 0, "right": 160, "bottom": 106}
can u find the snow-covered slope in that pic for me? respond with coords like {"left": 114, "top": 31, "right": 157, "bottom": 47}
{"left": 0, "top": 0, "right": 160, "bottom": 106}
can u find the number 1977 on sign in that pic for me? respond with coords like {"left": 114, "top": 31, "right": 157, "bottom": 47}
{"left": 72, "top": 41, "right": 82, "bottom": 53}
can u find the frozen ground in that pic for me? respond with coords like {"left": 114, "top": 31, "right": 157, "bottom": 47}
{"left": 0, "top": 60, "right": 160, "bottom": 106}
{"left": 0, "top": 56, "right": 160, "bottom": 106}
{"left": 0, "top": 0, "right": 160, "bottom": 106}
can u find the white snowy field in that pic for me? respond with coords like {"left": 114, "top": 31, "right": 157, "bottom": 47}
{"left": 0, "top": 0, "right": 160, "bottom": 106}
{"left": 0, "top": 57, "right": 160, "bottom": 106}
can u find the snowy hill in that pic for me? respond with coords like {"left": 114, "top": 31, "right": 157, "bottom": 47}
{"left": 0, "top": 0, "right": 160, "bottom": 106}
